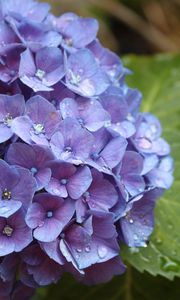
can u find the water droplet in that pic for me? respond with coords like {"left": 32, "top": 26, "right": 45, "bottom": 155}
{"left": 98, "top": 246, "right": 107, "bottom": 259}
{"left": 141, "top": 242, "right": 147, "bottom": 248}
{"left": 155, "top": 237, "right": 163, "bottom": 245}
{"left": 160, "top": 256, "right": 179, "bottom": 272}
{"left": 140, "top": 255, "right": 150, "bottom": 263}
{"left": 85, "top": 245, "right": 91, "bottom": 253}
{"left": 104, "top": 120, "right": 111, "bottom": 128}
{"left": 133, "top": 234, "right": 138, "bottom": 241}
{"left": 129, "top": 247, "right": 139, "bottom": 254}
{"left": 76, "top": 248, "right": 82, "bottom": 253}
{"left": 127, "top": 113, "right": 134, "bottom": 122}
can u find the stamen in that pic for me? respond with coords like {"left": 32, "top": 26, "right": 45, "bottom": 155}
{"left": 68, "top": 70, "right": 81, "bottom": 86}
{"left": 3, "top": 113, "right": 13, "bottom": 127}
{"left": 35, "top": 69, "right": 45, "bottom": 80}
{"left": 31, "top": 167, "right": 38, "bottom": 175}
{"left": 60, "top": 179, "right": 68, "bottom": 185}
{"left": 33, "top": 123, "right": 45, "bottom": 135}
{"left": 2, "top": 189, "right": 11, "bottom": 200}
{"left": 47, "top": 211, "right": 53, "bottom": 218}
{"left": 3, "top": 225, "right": 13, "bottom": 237}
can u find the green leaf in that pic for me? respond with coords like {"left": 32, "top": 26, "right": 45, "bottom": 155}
{"left": 121, "top": 54, "right": 180, "bottom": 280}
{"left": 33, "top": 267, "right": 180, "bottom": 300}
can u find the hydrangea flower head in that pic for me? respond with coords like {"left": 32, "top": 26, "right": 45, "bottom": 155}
{"left": 0, "top": 0, "right": 174, "bottom": 299}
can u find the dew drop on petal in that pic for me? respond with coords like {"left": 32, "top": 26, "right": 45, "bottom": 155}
{"left": 76, "top": 248, "right": 82, "bottom": 253}
{"left": 160, "top": 256, "right": 179, "bottom": 272}
{"left": 85, "top": 245, "right": 91, "bottom": 253}
{"left": 133, "top": 234, "right": 138, "bottom": 241}
{"left": 98, "top": 245, "right": 107, "bottom": 259}
{"left": 129, "top": 247, "right": 139, "bottom": 254}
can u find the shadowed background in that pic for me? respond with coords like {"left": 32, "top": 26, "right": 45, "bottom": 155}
{"left": 41, "top": 0, "right": 180, "bottom": 55}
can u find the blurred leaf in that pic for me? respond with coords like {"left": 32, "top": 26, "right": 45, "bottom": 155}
{"left": 122, "top": 54, "right": 180, "bottom": 280}
{"left": 33, "top": 268, "right": 180, "bottom": 300}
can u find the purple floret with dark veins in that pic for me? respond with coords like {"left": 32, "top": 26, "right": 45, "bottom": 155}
{"left": 0, "top": 0, "right": 174, "bottom": 297}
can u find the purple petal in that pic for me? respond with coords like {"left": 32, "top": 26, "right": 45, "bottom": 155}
{"left": 40, "top": 239, "right": 65, "bottom": 265}
{"left": 0, "top": 200, "right": 22, "bottom": 218}
{"left": 19, "top": 49, "right": 36, "bottom": 78}
{"left": 147, "top": 169, "right": 174, "bottom": 189}
{"left": 11, "top": 116, "right": 33, "bottom": 144}
{"left": 120, "top": 191, "right": 156, "bottom": 247}
{"left": 123, "top": 174, "right": 145, "bottom": 196}
{"left": 78, "top": 256, "right": 126, "bottom": 285}
{"left": 121, "top": 151, "right": 144, "bottom": 175}
{"left": 62, "top": 17, "right": 98, "bottom": 49}
{"left": 100, "top": 136, "right": 127, "bottom": 169}
{"left": 25, "top": 202, "right": 45, "bottom": 229}
{"left": 67, "top": 166, "right": 92, "bottom": 199}
{"left": 87, "top": 170, "right": 118, "bottom": 211}
{"left": 66, "top": 49, "right": 109, "bottom": 97}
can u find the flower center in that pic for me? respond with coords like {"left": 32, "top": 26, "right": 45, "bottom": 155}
{"left": 68, "top": 70, "right": 81, "bottom": 86}
{"left": 33, "top": 123, "right": 45, "bottom": 135}
{"left": 3, "top": 113, "right": 13, "bottom": 127}
{"left": 35, "top": 69, "right": 45, "bottom": 80}
{"left": 64, "top": 37, "right": 73, "bottom": 47}
{"left": 60, "top": 179, "right": 68, "bottom": 185}
{"left": 3, "top": 225, "right": 13, "bottom": 237}
{"left": 30, "top": 167, "right": 38, "bottom": 175}
{"left": 2, "top": 188, "right": 11, "bottom": 200}
{"left": 46, "top": 211, "right": 53, "bottom": 218}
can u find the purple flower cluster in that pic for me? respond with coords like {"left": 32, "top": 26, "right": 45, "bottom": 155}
{"left": 0, "top": 0, "right": 174, "bottom": 299}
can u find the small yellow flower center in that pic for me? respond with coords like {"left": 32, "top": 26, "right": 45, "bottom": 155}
{"left": 3, "top": 225, "right": 13, "bottom": 237}
{"left": 3, "top": 113, "right": 13, "bottom": 127}
{"left": 2, "top": 188, "right": 11, "bottom": 200}
{"left": 33, "top": 123, "right": 45, "bottom": 135}
{"left": 35, "top": 69, "right": 45, "bottom": 80}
